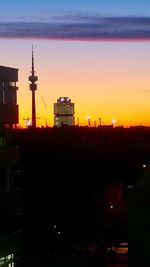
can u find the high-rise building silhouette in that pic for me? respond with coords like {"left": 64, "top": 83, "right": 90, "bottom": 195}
{"left": 54, "top": 97, "right": 75, "bottom": 127}
{"left": 29, "top": 47, "right": 38, "bottom": 128}
{"left": 0, "top": 65, "right": 21, "bottom": 265}
{"left": 0, "top": 66, "right": 19, "bottom": 128}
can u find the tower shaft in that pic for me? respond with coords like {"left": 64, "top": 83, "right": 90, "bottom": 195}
{"left": 32, "top": 89, "right": 36, "bottom": 128}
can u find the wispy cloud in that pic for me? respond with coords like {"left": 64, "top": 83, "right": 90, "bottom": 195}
{"left": 0, "top": 16, "right": 150, "bottom": 40}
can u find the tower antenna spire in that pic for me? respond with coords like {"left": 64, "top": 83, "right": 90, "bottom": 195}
{"left": 32, "top": 45, "right": 34, "bottom": 75}
{"left": 29, "top": 46, "right": 38, "bottom": 128}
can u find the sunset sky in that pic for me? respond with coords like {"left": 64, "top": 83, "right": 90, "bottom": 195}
{"left": 0, "top": 0, "right": 150, "bottom": 127}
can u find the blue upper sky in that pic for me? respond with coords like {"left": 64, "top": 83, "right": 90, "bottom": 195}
{"left": 0, "top": 0, "right": 149, "bottom": 40}
{"left": 0, "top": 0, "right": 149, "bottom": 22}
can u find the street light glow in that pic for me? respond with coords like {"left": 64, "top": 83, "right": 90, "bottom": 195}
{"left": 87, "top": 116, "right": 91, "bottom": 127}
{"left": 26, "top": 119, "right": 31, "bottom": 127}
{"left": 111, "top": 119, "right": 116, "bottom": 124}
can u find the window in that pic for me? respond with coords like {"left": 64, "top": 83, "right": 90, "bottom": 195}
{"left": 9, "top": 81, "right": 16, "bottom": 87}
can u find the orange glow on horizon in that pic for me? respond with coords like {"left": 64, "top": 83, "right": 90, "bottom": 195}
{"left": 0, "top": 38, "right": 150, "bottom": 128}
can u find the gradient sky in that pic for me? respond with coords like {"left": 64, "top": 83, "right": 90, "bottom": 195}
{"left": 0, "top": 0, "right": 150, "bottom": 127}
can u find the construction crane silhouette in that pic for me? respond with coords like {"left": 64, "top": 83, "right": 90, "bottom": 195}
{"left": 40, "top": 93, "right": 48, "bottom": 127}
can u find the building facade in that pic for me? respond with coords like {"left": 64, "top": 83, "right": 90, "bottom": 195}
{"left": 0, "top": 66, "right": 19, "bottom": 128}
{"left": 0, "top": 66, "right": 21, "bottom": 266}
{"left": 54, "top": 97, "right": 75, "bottom": 127}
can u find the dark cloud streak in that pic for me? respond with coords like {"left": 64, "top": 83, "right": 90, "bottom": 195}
{"left": 0, "top": 17, "right": 150, "bottom": 40}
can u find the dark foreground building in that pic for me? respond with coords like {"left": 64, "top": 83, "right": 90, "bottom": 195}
{"left": 16, "top": 125, "right": 150, "bottom": 266}
{"left": 0, "top": 66, "right": 21, "bottom": 266}
{"left": 128, "top": 165, "right": 150, "bottom": 267}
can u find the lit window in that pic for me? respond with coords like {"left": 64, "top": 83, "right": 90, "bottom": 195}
{"left": 9, "top": 81, "right": 16, "bottom": 86}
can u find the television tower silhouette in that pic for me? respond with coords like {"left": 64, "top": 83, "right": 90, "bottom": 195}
{"left": 29, "top": 46, "right": 38, "bottom": 128}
